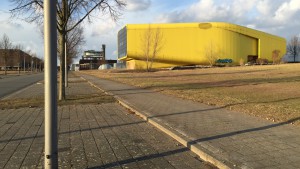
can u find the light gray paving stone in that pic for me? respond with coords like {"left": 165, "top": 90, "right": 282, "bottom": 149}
{"left": 0, "top": 73, "right": 216, "bottom": 169}
{"left": 80, "top": 73, "right": 300, "bottom": 169}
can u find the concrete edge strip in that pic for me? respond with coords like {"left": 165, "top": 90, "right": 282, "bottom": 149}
{"left": 117, "top": 99, "right": 231, "bottom": 169}
{"left": 80, "top": 75, "right": 231, "bottom": 169}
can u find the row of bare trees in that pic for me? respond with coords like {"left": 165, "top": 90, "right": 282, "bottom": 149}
{"left": 0, "top": 33, "right": 42, "bottom": 75}
{"left": 10, "top": 0, "right": 126, "bottom": 100}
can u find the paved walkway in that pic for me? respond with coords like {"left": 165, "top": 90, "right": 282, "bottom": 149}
{"left": 79, "top": 73, "right": 300, "bottom": 169}
{"left": 0, "top": 73, "right": 215, "bottom": 168}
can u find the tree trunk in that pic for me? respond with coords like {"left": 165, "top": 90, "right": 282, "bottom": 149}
{"left": 4, "top": 59, "right": 7, "bottom": 75}
{"left": 146, "top": 56, "right": 149, "bottom": 72}
{"left": 58, "top": 31, "right": 66, "bottom": 100}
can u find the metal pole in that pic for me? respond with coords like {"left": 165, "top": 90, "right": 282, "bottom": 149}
{"left": 65, "top": 42, "right": 68, "bottom": 87}
{"left": 23, "top": 56, "right": 25, "bottom": 73}
{"left": 44, "top": 0, "right": 58, "bottom": 168}
{"left": 31, "top": 59, "right": 33, "bottom": 74}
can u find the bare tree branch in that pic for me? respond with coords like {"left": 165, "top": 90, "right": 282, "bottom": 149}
{"left": 140, "top": 25, "right": 164, "bottom": 71}
{"left": 205, "top": 41, "right": 219, "bottom": 66}
{"left": 9, "top": 0, "right": 126, "bottom": 100}
{"left": 0, "top": 34, "right": 13, "bottom": 75}
{"left": 287, "top": 36, "right": 300, "bottom": 63}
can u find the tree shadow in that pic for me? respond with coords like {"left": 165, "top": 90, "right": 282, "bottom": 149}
{"left": 111, "top": 69, "right": 271, "bottom": 79}
{"left": 84, "top": 116, "right": 300, "bottom": 169}
{"left": 87, "top": 147, "right": 190, "bottom": 169}
{"left": 0, "top": 120, "right": 146, "bottom": 144}
{"left": 188, "top": 116, "right": 300, "bottom": 145}
{"left": 148, "top": 96, "right": 300, "bottom": 119}
{"left": 142, "top": 75, "right": 300, "bottom": 91}
{"left": 106, "top": 87, "right": 154, "bottom": 93}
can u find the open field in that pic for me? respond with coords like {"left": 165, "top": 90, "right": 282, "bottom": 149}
{"left": 83, "top": 64, "right": 300, "bottom": 126}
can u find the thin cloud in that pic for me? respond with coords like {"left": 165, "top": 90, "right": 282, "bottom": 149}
{"left": 155, "top": 0, "right": 300, "bottom": 37}
{"left": 126, "top": 0, "right": 151, "bottom": 11}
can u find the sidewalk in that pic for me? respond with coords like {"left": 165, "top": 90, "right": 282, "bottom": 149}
{"left": 79, "top": 73, "right": 300, "bottom": 169}
{"left": 0, "top": 73, "right": 215, "bottom": 168}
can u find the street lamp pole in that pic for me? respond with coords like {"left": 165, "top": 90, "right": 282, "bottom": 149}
{"left": 44, "top": 0, "right": 58, "bottom": 168}
{"left": 31, "top": 59, "right": 33, "bottom": 74}
{"left": 65, "top": 42, "right": 68, "bottom": 87}
{"left": 23, "top": 56, "right": 25, "bottom": 73}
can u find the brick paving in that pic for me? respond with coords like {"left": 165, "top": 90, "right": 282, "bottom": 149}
{"left": 79, "top": 73, "right": 300, "bottom": 169}
{"left": 0, "top": 73, "right": 215, "bottom": 169}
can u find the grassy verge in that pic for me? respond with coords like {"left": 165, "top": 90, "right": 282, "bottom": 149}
{"left": 0, "top": 93, "right": 115, "bottom": 109}
{"left": 82, "top": 64, "right": 300, "bottom": 126}
{"left": 0, "top": 72, "right": 115, "bottom": 109}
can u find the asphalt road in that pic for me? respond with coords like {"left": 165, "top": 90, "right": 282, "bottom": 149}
{"left": 0, "top": 73, "right": 44, "bottom": 99}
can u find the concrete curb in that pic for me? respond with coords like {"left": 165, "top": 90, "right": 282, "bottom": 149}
{"left": 81, "top": 75, "right": 234, "bottom": 169}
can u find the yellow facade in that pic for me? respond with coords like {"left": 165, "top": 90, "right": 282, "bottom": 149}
{"left": 117, "top": 22, "right": 286, "bottom": 69}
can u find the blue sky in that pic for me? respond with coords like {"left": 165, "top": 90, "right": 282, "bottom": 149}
{"left": 0, "top": 0, "right": 300, "bottom": 62}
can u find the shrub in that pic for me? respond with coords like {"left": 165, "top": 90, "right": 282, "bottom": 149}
{"left": 239, "top": 58, "right": 245, "bottom": 66}
{"left": 272, "top": 50, "right": 281, "bottom": 64}
{"left": 256, "top": 58, "right": 269, "bottom": 65}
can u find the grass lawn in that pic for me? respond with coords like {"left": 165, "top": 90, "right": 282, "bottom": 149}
{"left": 82, "top": 64, "right": 300, "bottom": 126}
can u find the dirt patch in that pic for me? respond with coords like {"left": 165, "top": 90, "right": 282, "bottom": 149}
{"left": 81, "top": 64, "right": 300, "bottom": 126}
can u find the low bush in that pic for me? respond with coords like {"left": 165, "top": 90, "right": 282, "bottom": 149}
{"left": 256, "top": 58, "right": 269, "bottom": 65}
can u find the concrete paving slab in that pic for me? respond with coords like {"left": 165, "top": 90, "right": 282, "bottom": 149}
{"left": 79, "top": 73, "right": 300, "bottom": 169}
{"left": 0, "top": 73, "right": 215, "bottom": 169}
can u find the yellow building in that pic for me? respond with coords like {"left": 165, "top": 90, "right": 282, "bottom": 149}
{"left": 117, "top": 22, "right": 286, "bottom": 69}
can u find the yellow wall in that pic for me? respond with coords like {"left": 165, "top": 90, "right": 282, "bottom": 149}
{"left": 120, "top": 22, "right": 286, "bottom": 69}
{"left": 126, "top": 60, "right": 178, "bottom": 70}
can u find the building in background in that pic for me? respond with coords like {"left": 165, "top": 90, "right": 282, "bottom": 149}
{"left": 79, "top": 44, "right": 117, "bottom": 70}
{"left": 0, "top": 49, "right": 43, "bottom": 71}
{"left": 118, "top": 22, "right": 287, "bottom": 69}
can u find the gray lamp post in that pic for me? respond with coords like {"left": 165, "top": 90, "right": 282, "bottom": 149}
{"left": 44, "top": 0, "right": 58, "bottom": 168}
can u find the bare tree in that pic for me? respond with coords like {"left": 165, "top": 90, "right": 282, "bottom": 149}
{"left": 40, "top": 19, "right": 85, "bottom": 71}
{"left": 63, "top": 22, "right": 85, "bottom": 67}
{"left": 10, "top": 0, "right": 126, "bottom": 100}
{"left": 204, "top": 41, "right": 219, "bottom": 66}
{"left": 15, "top": 44, "right": 24, "bottom": 74}
{"left": 272, "top": 50, "right": 281, "bottom": 64}
{"left": 141, "top": 25, "right": 152, "bottom": 71}
{"left": 287, "top": 35, "right": 300, "bottom": 63}
{"left": 0, "top": 34, "right": 13, "bottom": 75}
{"left": 141, "top": 25, "right": 164, "bottom": 71}
{"left": 25, "top": 49, "right": 33, "bottom": 72}
{"left": 30, "top": 52, "right": 40, "bottom": 73}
